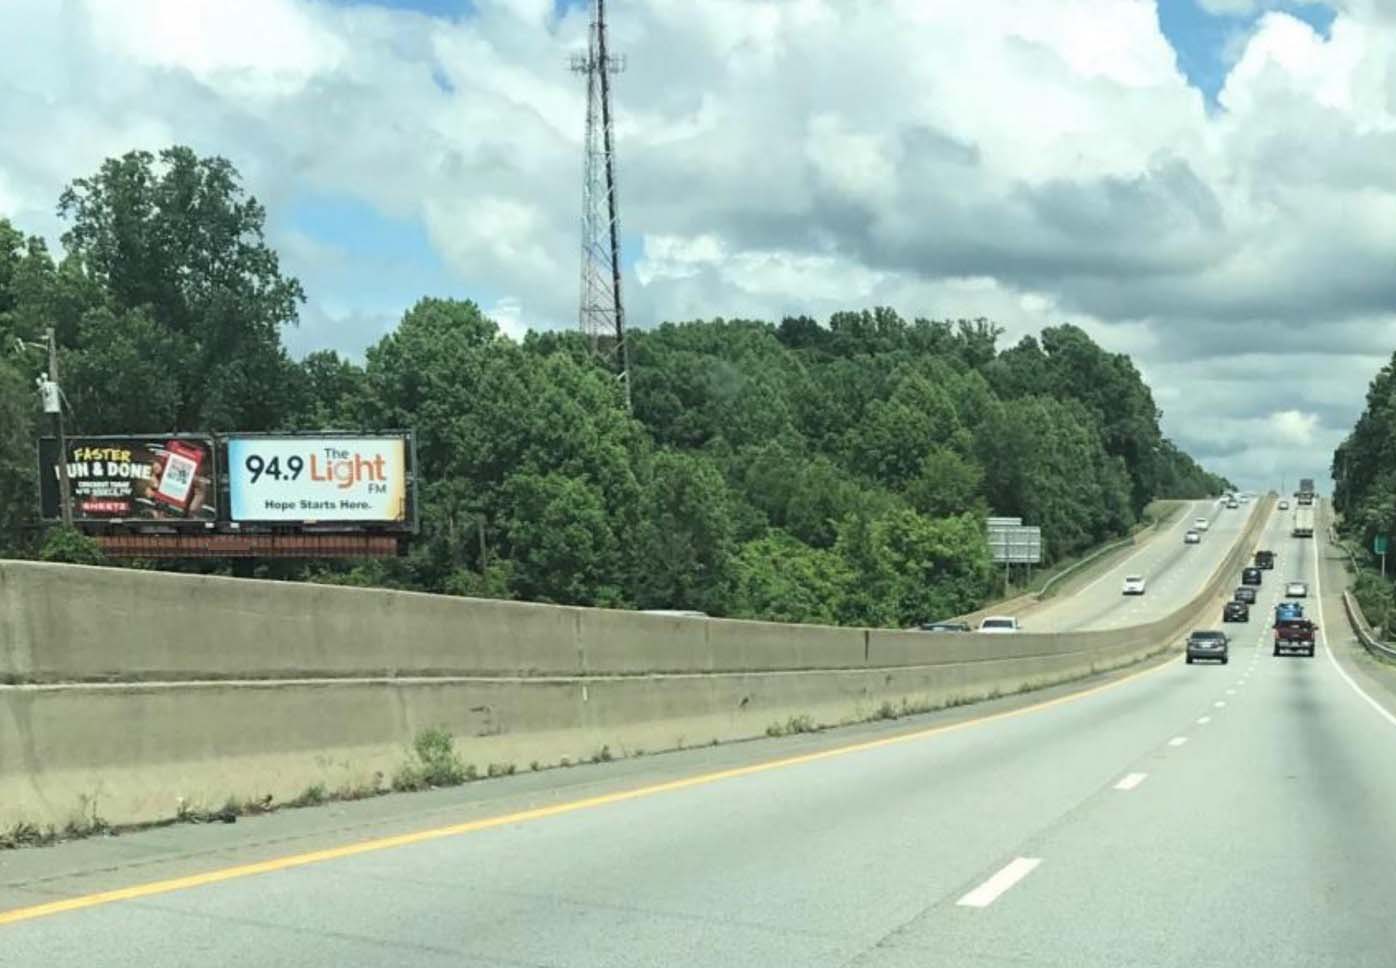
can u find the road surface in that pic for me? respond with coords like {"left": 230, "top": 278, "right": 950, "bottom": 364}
{"left": 1027, "top": 496, "right": 1256, "bottom": 631}
{"left": 4, "top": 500, "right": 1396, "bottom": 967}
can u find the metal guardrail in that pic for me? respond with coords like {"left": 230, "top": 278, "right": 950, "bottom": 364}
{"left": 1342, "top": 590, "right": 1396, "bottom": 660}
{"left": 1034, "top": 534, "right": 1135, "bottom": 601}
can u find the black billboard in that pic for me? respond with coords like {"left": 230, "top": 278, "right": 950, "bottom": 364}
{"left": 38, "top": 436, "right": 218, "bottom": 522}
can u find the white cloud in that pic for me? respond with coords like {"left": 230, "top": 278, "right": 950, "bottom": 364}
{"left": 0, "top": 0, "right": 1389, "bottom": 490}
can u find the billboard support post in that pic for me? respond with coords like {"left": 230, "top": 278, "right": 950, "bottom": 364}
{"left": 47, "top": 327, "right": 72, "bottom": 527}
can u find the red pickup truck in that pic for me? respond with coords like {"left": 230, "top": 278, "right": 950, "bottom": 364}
{"left": 1274, "top": 617, "right": 1317, "bottom": 657}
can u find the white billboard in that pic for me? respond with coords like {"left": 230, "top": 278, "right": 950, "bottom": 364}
{"left": 227, "top": 436, "right": 408, "bottom": 523}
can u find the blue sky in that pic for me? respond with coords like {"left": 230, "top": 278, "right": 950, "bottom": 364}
{"left": 1156, "top": 1, "right": 1335, "bottom": 104}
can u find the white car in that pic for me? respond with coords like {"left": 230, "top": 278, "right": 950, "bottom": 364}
{"left": 1184, "top": 529, "right": 1201, "bottom": 544}
{"left": 1285, "top": 581, "right": 1308, "bottom": 598}
{"left": 1122, "top": 575, "right": 1146, "bottom": 596}
{"left": 1194, "top": 517, "right": 1210, "bottom": 532}
{"left": 978, "top": 616, "right": 1021, "bottom": 634}
{"left": 1278, "top": 500, "right": 1290, "bottom": 510}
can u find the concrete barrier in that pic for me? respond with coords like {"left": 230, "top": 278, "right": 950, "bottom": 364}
{"left": 0, "top": 496, "right": 1274, "bottom": 830}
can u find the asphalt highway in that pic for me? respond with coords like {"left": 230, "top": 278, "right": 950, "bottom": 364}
{"left": 1027, "top": 496, "right": 1256, "bottom": 631}
{"left": 4, "top": 500, "right": 1396, "bottom": 967}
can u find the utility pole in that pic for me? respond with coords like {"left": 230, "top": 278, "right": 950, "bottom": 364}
{"left": 45, "top": 327, "right": 73, "bottom": 527}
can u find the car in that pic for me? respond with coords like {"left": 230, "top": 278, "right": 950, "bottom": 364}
{"left": 1275, "top": 601, "right": 1304, "bottom": 623}
{"left": 1254, "top": 549, "right": 1275, "bottom": 570}
{"left": 978, "top": 616, "right": 1021, "bottom": 634}
{"left": 1233, "top": 586, "right": 1258, "bottom": 604}
{"left": 1122, "top": 575, "right": 1146, "bottom": 595}
{"left": 1239, "top": 494, "right": 1251, "bottom": 503}
{"left": 1194, "top": 517, "right": 1210, "bottom": 531}
{"left": 1285, "top": 581, "right": 1308, "bottom": 598}
{"left": 1278, "top": 499, "right": 1290, "bottom": 510}
{"left": 1241, "top": 567, "right": 1263, "bottom": 586}
{"left": 1186, "top": 630, "right": 1230, "bottom": 664}
{"left": 1184, "top": 529, "right": 1201, "bottom": 544}
{"left": 1223, "top": 600, "right": 1250, "bottom": 622}
{"left": 919, "top": 621, "right": 971, "bottom": 633}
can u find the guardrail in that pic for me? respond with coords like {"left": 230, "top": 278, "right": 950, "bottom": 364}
{"left": 1034, "top": 534, "right": 1136, "bottom": 601}
{"left": 1342, "top": 590, "right": 1396, "bottom": 660}
{"left": 1325, "top": 512, "right": 1396, "bottom": 660}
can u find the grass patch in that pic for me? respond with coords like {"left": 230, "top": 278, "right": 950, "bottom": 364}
{"left": 393, "top": 727, "right": 474, "bottom": 791}
{"left": 486, "top": 762, "right": 516, "bottom": 778}
{"left": 291, "top": 783, "right": 328, "bottom": 807}
{"left": 765, "top": 714, "right": 818, "bottom": 737}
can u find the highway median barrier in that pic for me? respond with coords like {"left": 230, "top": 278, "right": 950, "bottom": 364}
{"left": 0, "top": 496, "right": 1275, "bottom": 831}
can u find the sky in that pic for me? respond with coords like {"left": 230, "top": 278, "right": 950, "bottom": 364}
{"left": 0, "top": 0, "right": 1388, "bottom": 493}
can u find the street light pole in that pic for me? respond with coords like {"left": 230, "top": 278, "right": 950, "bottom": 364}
{"left": 45, "top": 327, "right": 73, "bottom": 527}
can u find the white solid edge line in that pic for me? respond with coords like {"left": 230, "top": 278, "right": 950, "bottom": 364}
{"left": 957, "top": 857, "right": 1043, "bottom": 908}
{"left": 1114, "top": 772, "right": 1148, "bottom": 791}
{"left": 1312, "top": 522, "right": 1396, "bottom": 729}
{"left": 1168, "top": 736, "right": 1188, "bottom": 747}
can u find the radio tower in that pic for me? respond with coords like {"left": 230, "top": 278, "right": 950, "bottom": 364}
{"left": 570, "top": 0, "right": 630, "bottom": 408}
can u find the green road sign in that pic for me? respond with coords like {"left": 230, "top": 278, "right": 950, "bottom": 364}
{"left": 1376, "top": 535, "right": 1389, "bottom": 556}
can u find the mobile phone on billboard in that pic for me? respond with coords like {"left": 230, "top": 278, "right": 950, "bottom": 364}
{"left": 152, "top": 440, "right": 204, "bottom": 513}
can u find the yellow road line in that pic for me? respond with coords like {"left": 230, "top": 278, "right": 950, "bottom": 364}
{"left": 0, "top": 652, "right": 1178, "bottom": 928}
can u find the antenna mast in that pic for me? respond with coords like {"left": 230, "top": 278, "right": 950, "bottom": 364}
{"left": 570, "top": 0, "right": 630, "bottom": 408}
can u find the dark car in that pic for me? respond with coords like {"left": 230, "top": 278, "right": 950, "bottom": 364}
{"left": 919, "top": 621, "right": 971, "bottom": 633}
{"left": 1254, "top": 550, "right": 1275, "bottom": 570}
{"left": 1233, "top": 586, "right": 1258, "bottom": 604}
{"left": 1223, "top": 601, "right": 1250, "bottom": 622}
{"left": 1241, "top": 566, "right": 1263, "bottom": 586}
{"left": 1187, "top": 630, "right": 1230, "bottom": 664}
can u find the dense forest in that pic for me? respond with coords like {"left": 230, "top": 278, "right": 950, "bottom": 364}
{"left": 0, "top": 147, "right": 1229, "bottom": 626}
{"left": 1332, "top": 354, "right": 1396, "bottom": 627}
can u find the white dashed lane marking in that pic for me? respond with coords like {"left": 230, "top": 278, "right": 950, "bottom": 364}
{"left": 957, "top": 858, "right": 1043, "bottom": 908}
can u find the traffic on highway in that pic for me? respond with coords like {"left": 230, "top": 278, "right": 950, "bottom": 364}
{"left": 5, "top": 492, "right": 1396, "bottom": 968}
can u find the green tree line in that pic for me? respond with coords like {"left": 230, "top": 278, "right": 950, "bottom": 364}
{"left": 0, "top": 147, "right": 1229, "bottom": 626}
{"left": 1332, "top": 352, "right": 1396, "bottom": 628}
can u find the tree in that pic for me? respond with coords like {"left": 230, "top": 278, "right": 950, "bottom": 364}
{"left": 0, "top": 358, "right": 38, "bottom": 556}
{"left": 500, "top": 472, "right": 623, "bottom": 605}
{"left": 56, "top": 146, "right": 305, "bottom": 430}
{"left": 905, "top": 448, "right": 985, "bottom": 518}
{"left": 632, "top": 451, "right": 736, "bottom": 612}
{"left": 726, "top": 532, "right": 853, "bottom": 625}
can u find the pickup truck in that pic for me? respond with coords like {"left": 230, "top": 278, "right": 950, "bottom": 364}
{"left": 1274, "top": 617, "right": 1317, "bottom": 657}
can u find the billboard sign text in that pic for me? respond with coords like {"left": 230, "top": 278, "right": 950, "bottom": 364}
{"left": 227, "top": 436, "right": 408, "bottom": 523}
{"left": 38, "top": 436, "right": 217, "bottom": 522}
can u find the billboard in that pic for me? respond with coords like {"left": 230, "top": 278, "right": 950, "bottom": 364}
{"left": 226, "top": 435, "right": 409, "bottom": 524}
{"left": 38, "top": 436, "right": 217, "bottom": 522}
